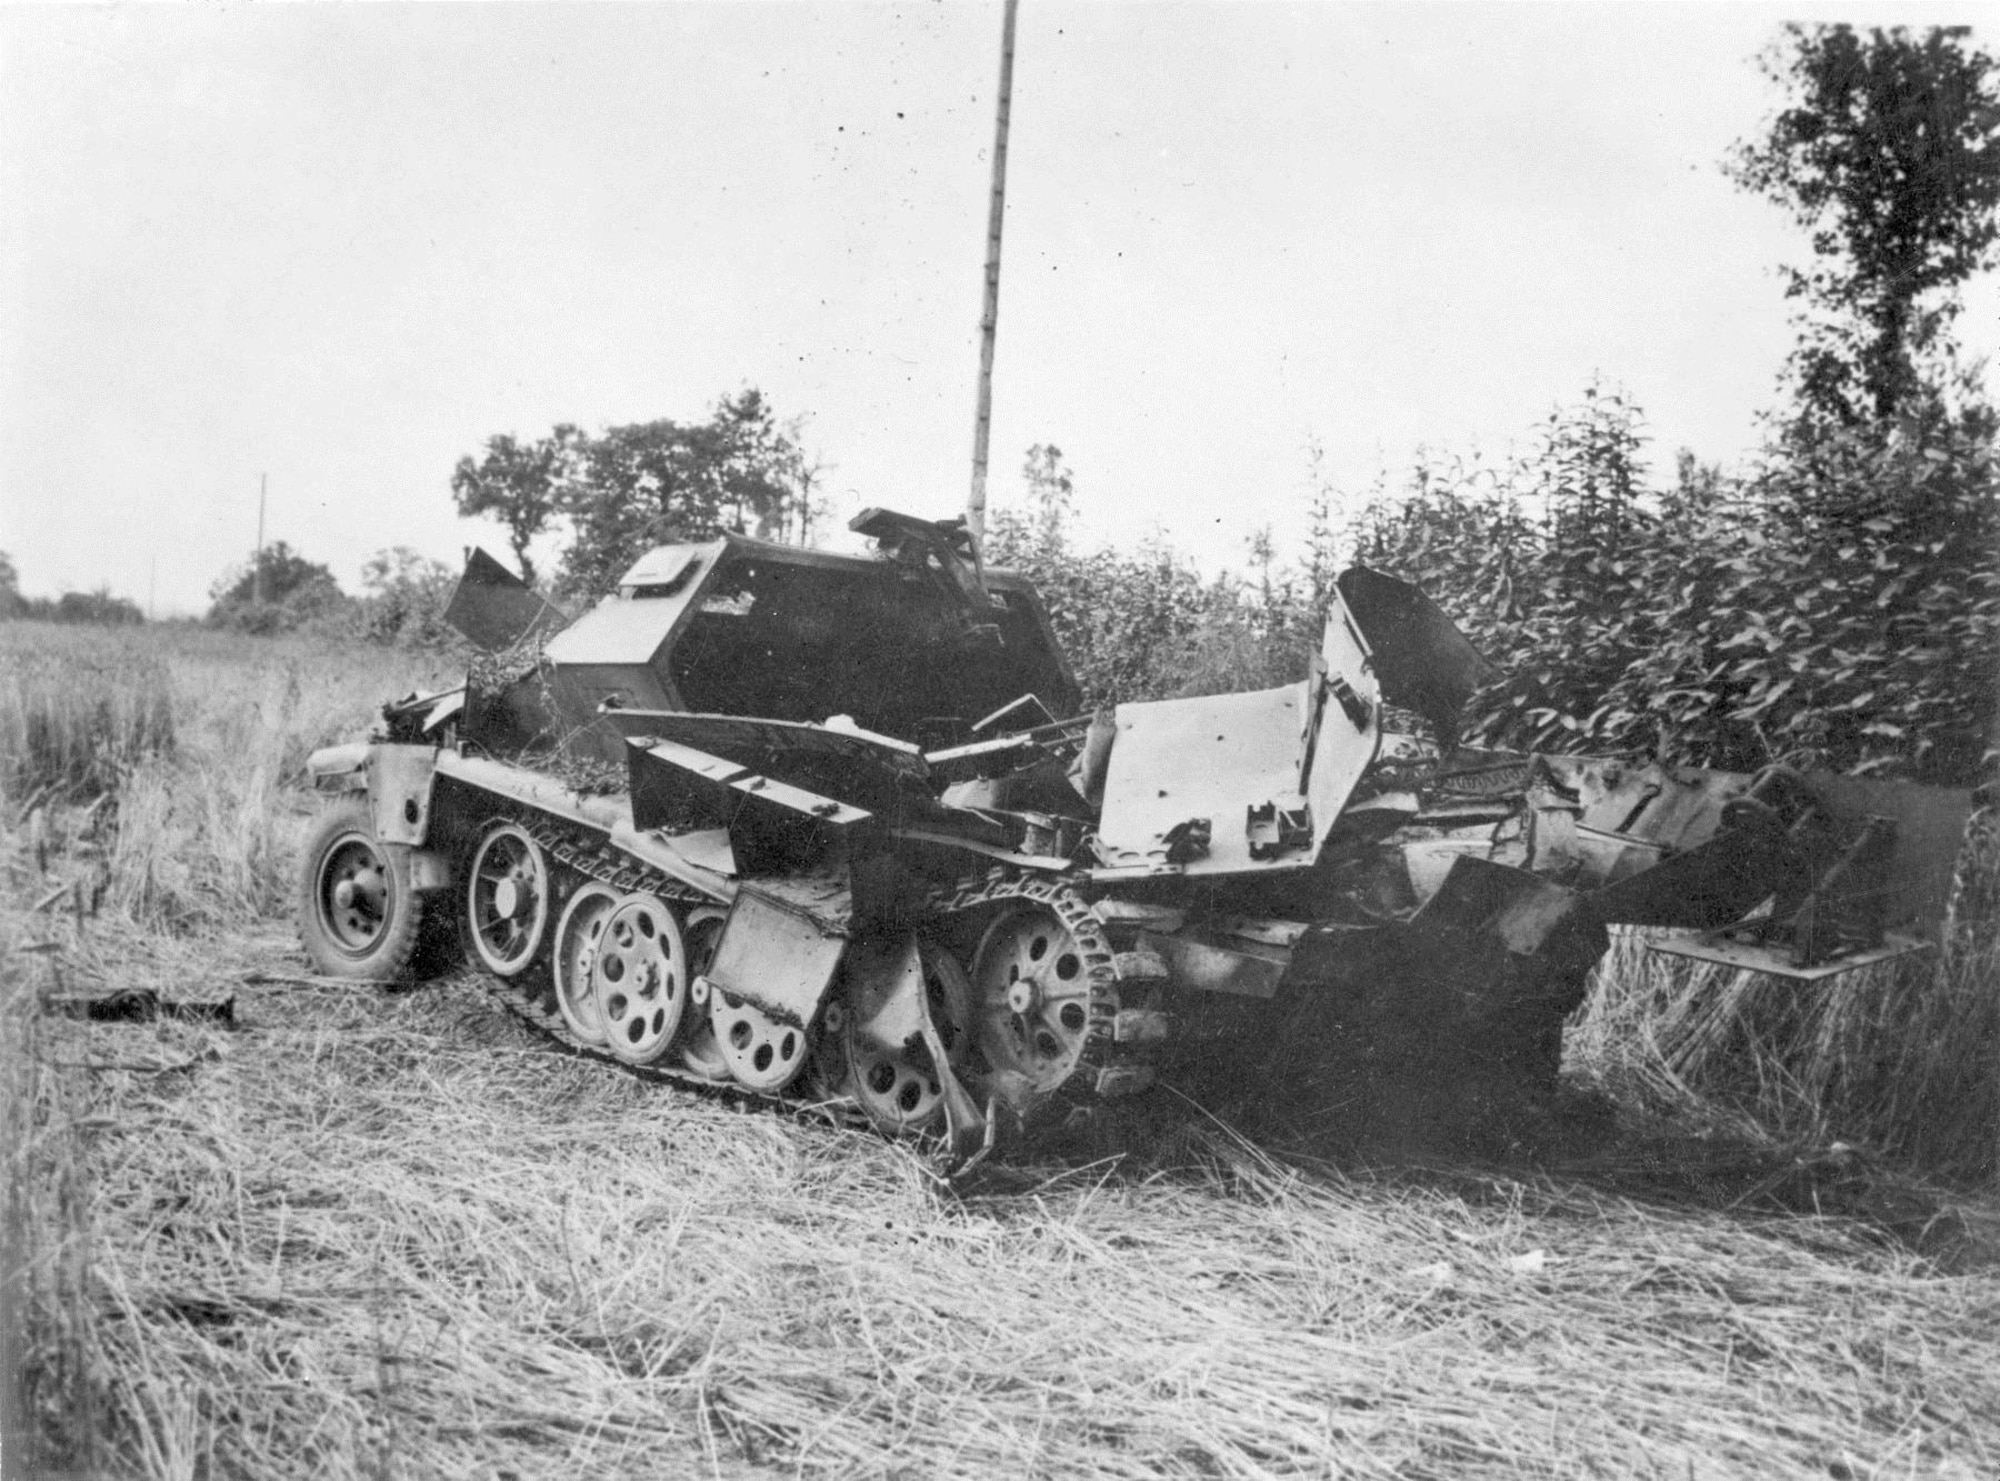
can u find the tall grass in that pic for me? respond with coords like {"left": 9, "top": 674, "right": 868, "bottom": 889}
{"left": 2, "top": 623, "right": 452, "bottom": 934}
{"left": 0, "top": 625, "right": 176, "bottom": 806}
{"left": 1565, "top": 825, "right": 2000, "bottom": 1182}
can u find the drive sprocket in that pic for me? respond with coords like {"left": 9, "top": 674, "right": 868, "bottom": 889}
{"left": 930, "top": 869, "right": 1163, "bottom": 1122}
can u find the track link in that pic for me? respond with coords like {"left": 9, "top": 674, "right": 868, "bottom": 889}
{"left": 454, "top": 805, "right": 1169, "bottom": 1154}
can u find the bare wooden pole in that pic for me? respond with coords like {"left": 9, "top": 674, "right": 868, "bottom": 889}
{"left": 253, "top": 472, "right": 268, "bottom": 608}
{"left": 966, "top": 0, "right": 1019, "bottom": 557}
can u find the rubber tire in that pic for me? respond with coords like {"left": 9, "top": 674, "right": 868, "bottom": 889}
{"left": 297, "top": 802, "right": 426, "bottom": 981}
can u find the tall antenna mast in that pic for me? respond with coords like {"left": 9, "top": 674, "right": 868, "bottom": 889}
{"left": 966, "top": 0, "right": 1019, "bottom": 557}
{"left": 254, "top": 472, "right": 267, "bottom": 608}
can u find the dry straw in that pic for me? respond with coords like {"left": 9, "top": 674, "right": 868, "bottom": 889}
{"left": 9, "top": 951, "right": 2000, "bottom": 1479}
{"left": 5, "top": 621, "right": 2000, "bottom": 1478}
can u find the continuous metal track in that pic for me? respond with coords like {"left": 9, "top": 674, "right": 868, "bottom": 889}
{"left": 458, "top": 797, "right": 1167, "bottom": 1156}
{"left": 464, "top": 803, "right": 873, "bottom": 1134}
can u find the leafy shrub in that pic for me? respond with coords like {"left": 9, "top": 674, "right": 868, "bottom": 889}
{"left": 206, "top": 542, "right": 346, "bottom": 635}
{"left": 1349, "top": 385, "right": 1998, "bottom": 785}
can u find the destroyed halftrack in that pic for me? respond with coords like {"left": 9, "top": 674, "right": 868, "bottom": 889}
{"left": 298, "top": 509, "right": 1979, "bottom": 1163}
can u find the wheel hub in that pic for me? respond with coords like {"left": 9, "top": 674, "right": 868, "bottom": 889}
{"left": 552, "top": 882, "right": 623, "bottom": 1047}
{"left": 316, "top": 834, "right": 395, "bottom": 955}
{"left": 592, "top": 895, "right": 688, "bottom": 1065}
{"left": 973, "top": 904, "right": 1099, "bottom": 1096}
{"left": 467, "top": 822, "right": 552, "bottom": 977}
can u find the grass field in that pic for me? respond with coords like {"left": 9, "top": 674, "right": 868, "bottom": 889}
{"left": 5, "top": 621, "right": 1999, "bottom": 1479}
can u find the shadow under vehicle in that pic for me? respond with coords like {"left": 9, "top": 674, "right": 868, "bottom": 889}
{"left": 297, "top": 510, "right": 1980, "bottom": 1167}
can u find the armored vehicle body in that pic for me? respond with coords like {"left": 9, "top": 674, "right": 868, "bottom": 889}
{"left": 300, "top": 510, "right": 1978, "bottom": 1164}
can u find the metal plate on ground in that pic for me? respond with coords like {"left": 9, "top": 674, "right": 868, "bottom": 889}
{"left": 1649, "top": 928, "right": 1932, "bottom": 981}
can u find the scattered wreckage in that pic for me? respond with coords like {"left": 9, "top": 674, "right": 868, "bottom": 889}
{"left": 298, "top": 509, "right": 1978, "bottom": 1165}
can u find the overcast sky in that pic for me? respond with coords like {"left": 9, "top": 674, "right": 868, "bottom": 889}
{"left": 3, "top": 3, "right": 1995, "bottom": 615}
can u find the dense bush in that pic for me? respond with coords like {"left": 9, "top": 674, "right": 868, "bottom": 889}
{"left": 206, "top": 542, "right": 346, "bottom": 636}
{"left": 1350, "top": 384, "right": 1998, "bottom": 784}
{"left": 349, "top": 546, "right": 465, "bottom": 651}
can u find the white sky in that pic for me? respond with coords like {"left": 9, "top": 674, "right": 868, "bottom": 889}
{"left": 2, "top": 3, "right": 1995, "bottom": 615}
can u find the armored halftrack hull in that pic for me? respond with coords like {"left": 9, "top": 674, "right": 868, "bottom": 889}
{"left": 298, "top": 511, "right": 1979, "bottom": 1166}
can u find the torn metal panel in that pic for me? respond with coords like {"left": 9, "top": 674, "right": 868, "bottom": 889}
{"left": 1585, "top": 822, "right": 1785, "bottom": 930}
{"left": 1412, "top": 854, "right": 1582, "bottom": 958}
{"left": 939, "top": 757, "right": 1094, "bottom": 822}
{"left": 1137, "top": 925, "right": 1293, "bottom": 1000}
{"left": 1093, "top": 654, "right": 1377, "bottom": 880}
{"left": 1650, "top": 927, "right": 1932, "bottom": 980}
{"left": 1301, "top": 599, "right": 1383, "bottom": 854}
{"left": 608, "top": 710, "right": 931, "bottom": 813}
{"left": 704, "top": 886, "right": 848, "bottom": 1026}
{"left": 1094, "top": 685, "right": 1306, "bottom": 874}
{"left": 843, "top": 933, "right": 929, "bottom": 1056}
{"left": 1401, "top": 838, "right": 1497, "bottom": 905}
{"left": 626, "top": 737, "right": 874, "bottom": 877}
{"left": 1335, "top": 565, "right": 1499, "bottom": 737}
{"left": 444, "top": 547, "right": 568, "bottom": 653}
{"left": 1800, "top": 773, "right": 1975, "bottom": 935}
{"left": 1324, "top": 791, "right": 1421, "bottom": 850}
{"left": 1535, "top": 757, "right": 1755, "bottom": 864}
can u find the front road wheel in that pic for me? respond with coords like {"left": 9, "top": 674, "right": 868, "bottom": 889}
{"left": 297, "top": 802, "right": 427, "bottom": 981}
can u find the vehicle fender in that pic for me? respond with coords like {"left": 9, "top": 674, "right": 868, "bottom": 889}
{"left": 307, "top": 742, "right": 370, "bottom": 793}
{"left": 366, "top": 744, "right": 441, "bottom": 846}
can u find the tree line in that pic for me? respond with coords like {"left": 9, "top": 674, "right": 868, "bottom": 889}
{"left": 0, "top": 553, "right": 144, "bottom": 626}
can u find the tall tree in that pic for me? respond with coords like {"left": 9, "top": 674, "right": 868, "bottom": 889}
{"left": 1727, "top": 24, "right": 2000, "bottom": 432}
{"left": 555, "top": 390, "right": 811, "bottom": 599}
{"left": 448, "top": 391, "right": 816, "bottom": 602}
{"left": 449, "top": 424, "right": 582, "bottom": 588}
{"left": 207, "top": 541, "right": 343, "bottom": 632}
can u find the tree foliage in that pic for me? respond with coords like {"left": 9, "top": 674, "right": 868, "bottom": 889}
{"left": 985, "top": 446, "right": 1235, "bottom": 707}
{"left": 1727, "top": 24, "right": 2000, "bottom": 433}
{"left": 1321, "top": 28, "right": 2000, "bottom": 785}
{"left": 1348, "top": 383, "right": 1997, "bottom": 784}
{"left": 450, "top": 426, "right": 581, "bottom": 589}
{"left": 449, "top": 389, "right": 821, "bottom": 601}
{"left": 206, "top": 542, "right": 344, "bottom": 634}
{"left": 355, "top": 546, "right": 461, "bottom": 649}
